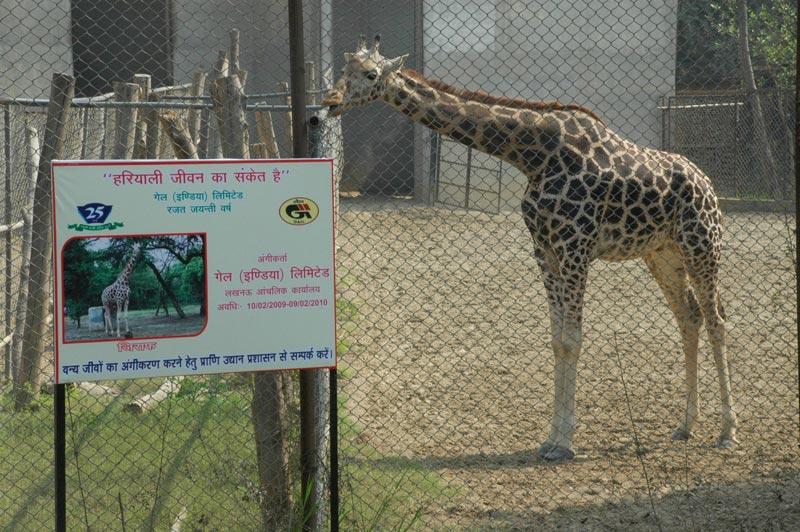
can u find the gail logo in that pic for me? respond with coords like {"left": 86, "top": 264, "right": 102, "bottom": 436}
{"left": 279, "top": 198, "right": 319, "bottom": 226}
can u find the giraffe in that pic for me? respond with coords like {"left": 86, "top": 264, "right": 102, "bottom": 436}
{"left": 102, "top": 242, "right": 141, "bottom": 338}
{"left": 323, "top": 36, "right": 739, "bottom": 460}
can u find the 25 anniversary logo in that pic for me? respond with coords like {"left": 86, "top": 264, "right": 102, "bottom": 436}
{"left": 67, "top": 203, "right": 124, "bottom": 231}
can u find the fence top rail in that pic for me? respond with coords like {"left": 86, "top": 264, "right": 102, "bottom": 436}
{"left": 0, "top": 82, "right": 194, "bottom": 107}
{"left": 658, "top": 102, "right": 745, "bottom": 110}
{"left": 0, "top": 98, "right": 326, "bottom": 112}
{"left": 160, "top": 88, "right": 328, "bottom": 100}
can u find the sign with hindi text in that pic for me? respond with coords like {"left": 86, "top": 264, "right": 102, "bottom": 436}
{"left": 52, "top": 159, "right": 336, "bottom": 383}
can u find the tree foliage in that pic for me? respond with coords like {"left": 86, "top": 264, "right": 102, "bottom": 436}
{"left": 677, "top": 0, "right": 797, "bottom": 90}
{"left": 712, "top": 0, "right": 797, "bottom": 88}
{"left": 61, "top": 236, "right": 206, "bottom": 321}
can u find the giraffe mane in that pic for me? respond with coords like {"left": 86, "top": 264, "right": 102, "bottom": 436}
{"left": 401, "top": 69, "right": 605, "bottom": 125}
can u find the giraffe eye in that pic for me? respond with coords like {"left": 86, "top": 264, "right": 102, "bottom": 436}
{"left": 365, "top": 70, "right": 378, "bottom": 81}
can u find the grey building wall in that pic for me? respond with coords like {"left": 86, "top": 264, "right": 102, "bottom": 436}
{"left": 331, "top": 0, "right": 419, "bottom": 195}
{"left": 424, "top": 0, "right": 678, "bottom": 210}
{"left": 0, "top": 0, "right": 73, "bottom": 99}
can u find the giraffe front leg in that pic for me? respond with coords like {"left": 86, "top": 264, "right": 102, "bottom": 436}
{"left": 537, "top": 319, "right": 581, "bottom": 461}
{"left": 534, "top": 255, "right": 587, "bottom": 461}
{"left": 122, "top": 299, "right": 130, "bottom": 336}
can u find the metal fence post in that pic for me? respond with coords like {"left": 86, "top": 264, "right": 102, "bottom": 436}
{"left": 288, "top": 2, "right": 322, "bottom": 531}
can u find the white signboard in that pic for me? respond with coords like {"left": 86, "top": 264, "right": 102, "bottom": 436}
{"left": 52, "top": 159, "right": 336, "bottom": 383}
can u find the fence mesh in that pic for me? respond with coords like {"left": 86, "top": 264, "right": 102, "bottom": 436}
{"left": 1, "top": 1, "right": 797, "bottom": 531}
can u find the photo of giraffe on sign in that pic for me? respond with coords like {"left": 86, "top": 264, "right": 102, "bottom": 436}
{"left": 52, "top": 159, "right": 337, "bottom": 384}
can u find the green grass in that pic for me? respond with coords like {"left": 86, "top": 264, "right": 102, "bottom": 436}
{"left": 1, "top": 382, "right": 263, "bottom": 530}
{"left": 125, "top": 303, "right": 203, "bottom": 318}
{"left": 334, "top": 270, "right": 455, "bottom": 530}
{"left": 337, "top": 399, "right": 456, "bottom": 531}
{"left": 0, "top": 288, "right": 452, "bottom": 531}
{"left": 0, "top": 381, "right": 450, "bottom": 531}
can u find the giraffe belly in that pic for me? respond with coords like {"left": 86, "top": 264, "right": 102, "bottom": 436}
{"left": 593, "top": 229, "right": 670, "bottom": 262}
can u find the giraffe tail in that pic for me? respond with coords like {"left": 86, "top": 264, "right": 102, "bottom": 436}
{"left": 717, "top": 293, "right": 726, "bottom": 321}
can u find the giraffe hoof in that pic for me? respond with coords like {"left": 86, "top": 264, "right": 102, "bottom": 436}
{"left": 535, "top": 443, "right": 575, "bottom": 461}
{"left": 671, "top": 429, "right": 692, "bottom": 441}
{"left": 717, "top": 437, "right": 738, "bottom": 450}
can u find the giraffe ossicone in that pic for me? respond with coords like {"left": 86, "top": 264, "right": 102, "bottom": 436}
{"left": 101, "top": 242, "right": 141, "bottom": 338}
{"left": 324, "top": 36, "right": 738, "bottom": 459}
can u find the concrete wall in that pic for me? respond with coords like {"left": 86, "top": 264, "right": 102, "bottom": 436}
{"left": 424, "top": 0, "right": 678, "bottom": 210}
{"left": 0, "top": 0, "right": 73, "bottom": 99}
{"left": 330, "top": 0, "right": 418, "bottom": 195}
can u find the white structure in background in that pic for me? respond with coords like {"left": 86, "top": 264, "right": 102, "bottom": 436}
{"left": 423, "top": 0, "right": 677, "bottom": 210}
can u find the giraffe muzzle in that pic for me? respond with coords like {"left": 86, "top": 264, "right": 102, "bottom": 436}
{"left": 322, "top": 93, "right": 344, "bottom": 116}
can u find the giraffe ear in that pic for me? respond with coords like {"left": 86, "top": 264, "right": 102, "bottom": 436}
{"left": 382, "top": 54, "right": 408, "bottom": 75}
{"left": 343, "top": 52, "right": 354, "bottom": 62}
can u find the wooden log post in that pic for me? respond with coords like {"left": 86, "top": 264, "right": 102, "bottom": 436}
{"left": 123, "top": 377, "right": 183, "bottom": 414}
{"left": 277, "top": 82, "right": 292, "bottom": 157}
{"left": 210, "top": 75, "right": 249, "bottom": 159}
{"left": 10, "top": 121, "right": 40, "bottom": 386}
{"left": 228, "top": 29, "right": 248, "bottom": 88}
{"left": 132, "top": 74, "right": 151, "bottom": 158}
{"left": 187, "top": 71, "right": 206, "bottom": 148}
{"left": 144, "top": 92, "right": 162, "bottom": 159}
{"left": 305, "top": 61, "right": 317, "bottom": 106}
{"left": 252, "top": 372, "right": 293, "bottom": 528}
{"left": 112, "top": 82, "right": 141, "bottom": 159}
{"left": 159, "top": 111, "right": 199, "bottom": 159}
{"left": 13, "top": 73, "right": 75, "bottom": 410}
{"left": 82, "top": 104, "right": 106, "bottom": 159}
{"left": 200, "top": 51, "right": 229, "bottom": 159}
{"left": 251, "top": 143, "right": 268, "bottom": 159}
{"left": 255, "top": 110, "right": 281, "bottom": 158}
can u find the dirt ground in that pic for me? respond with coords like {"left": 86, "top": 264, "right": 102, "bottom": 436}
{"left": 63, "top": 310, "right": 207, "bottom": 342}
{"left": 336, "top": 199, "right": 799, "bottom": 531}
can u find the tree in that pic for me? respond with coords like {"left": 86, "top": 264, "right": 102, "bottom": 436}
{"left": 677, "top": 1, "right": 739, "bottom": 90}
{"left": 712, "top": 0, "right": 797, "bottom": 89}
{"left": 145, "top": 234, "right": 206, "bottom": 316}
{"left": 677, "top": 1, "right": 797, "bottom": 90}
{"left": 62, "top": 238, "right": 94, "bottom": 326}
{"left": 727, "top": 0, "right": 787, "bottom": 195}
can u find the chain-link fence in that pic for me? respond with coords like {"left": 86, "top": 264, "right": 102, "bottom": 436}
{"left": 1, "top": 1, "right": 797, "bottom": 530}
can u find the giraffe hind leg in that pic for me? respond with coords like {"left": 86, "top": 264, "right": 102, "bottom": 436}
{"left": 680, "top": 221, "right": 739, "bottom": 449}
{"left": 103, "top": 303, "right": 113, "bottom": 336}
{"left": 644, "top": 247, "right": 702, "bottom": 441}
{"left": 687, "top": 268, "right": 738, "bottom": 448}
{"left": 114, "top": 300, "right": 122, "bottom": 337}
{"left": 123, "top": 299, "right": 130, "bottom": 335}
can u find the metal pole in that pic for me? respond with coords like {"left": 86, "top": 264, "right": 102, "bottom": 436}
{"left": 309, "top": 112, "right": 338, "bottom": 531}
{"left": 289, "top": 1, "right": 318, "bottom": 531}
{"left": 289, "top": 0, "right": 308, "bottom": 160}
{"left": 55, "top": 383, "right": 66, "bottom": 532}
{"left": 3, "top": 106, "right": 11, "bottom": 380}
{"left": 329, "top": 368, "right": 339, "bottom": 532}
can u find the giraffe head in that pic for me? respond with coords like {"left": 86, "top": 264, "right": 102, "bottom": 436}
{"left": 323, "top": 35, "right": 408, "bottom": 117}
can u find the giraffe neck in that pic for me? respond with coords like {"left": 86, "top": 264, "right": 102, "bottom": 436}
{"left": 381, "top": 70, "right": 588, "bottom": 175}
{"left": 116, "top": 250, "right": 138, "bottom": 285}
